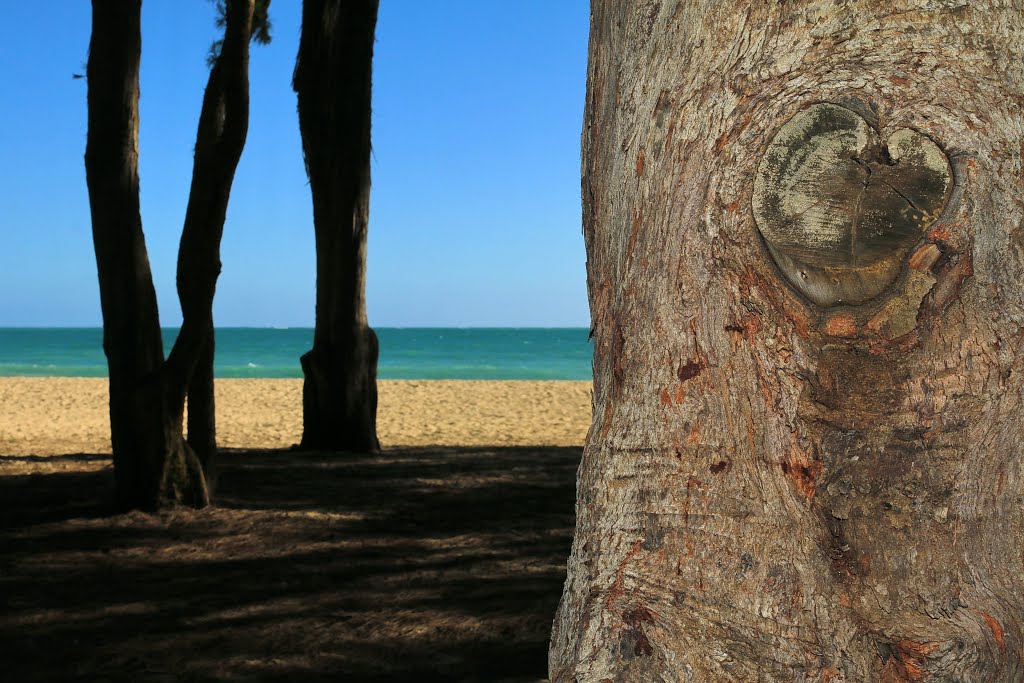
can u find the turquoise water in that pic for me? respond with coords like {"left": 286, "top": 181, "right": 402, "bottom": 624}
{"left": 0, "top": 328, "right": 593, "bottom": 380}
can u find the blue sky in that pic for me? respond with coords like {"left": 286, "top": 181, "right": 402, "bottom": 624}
{"left": 0, "top": 1, "right": 589, "bottom": 327}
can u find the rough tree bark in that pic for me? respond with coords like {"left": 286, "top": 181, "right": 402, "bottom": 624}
{"left": 551, "top": 2, "right": 1024, "bottom": 681}
{"left": 293, "top": 0, "right": 381, "bottom": 453}
{"left": 169, "top": 0, "right": 262, "bottom": 493}
{"left": 85, "top": 0, "right": 175, "bottom": 511}
{"left": 86, "top": 0, "right": 258, "bottom": 510}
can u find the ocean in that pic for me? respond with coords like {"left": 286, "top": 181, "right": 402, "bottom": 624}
{"left": 0, "top": 328, "right": 593, "bottom": 381}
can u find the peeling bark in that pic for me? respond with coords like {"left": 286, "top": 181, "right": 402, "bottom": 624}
{"left": 551, "top": 2, "right": 1024, "bottom": 681}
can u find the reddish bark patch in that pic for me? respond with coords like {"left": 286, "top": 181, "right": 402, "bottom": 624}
{"left": 908, "top": 243, "right": 942, "bottom": 272}
{"left": 599, "top": 402, "right": 616, "bottom": 440}
{"left": 725, "top": 312, "right": 762, "bottom": 347}
{"left": 930, "top": 254, "right": 974, "bottom": 312}
{"left": 787, "top": 308, "right": 811, "bottom": 339}
{"left": 880, "top": 659, "right": 923, "bottom": 682}
{"left": 822, "top": 313, "right": 857, "bottom": 338}
{"left": 605, "top": 540, "right": 643, "bottom": 608}
{"left": 781, "top": 447, "right": 821, "bottom": 498}
{"left": 635, "top": 148, "right": 645, "bottom": 176}
{"left": 709, "top": 460, "right": 731, "bottom": 474}
{"left": 714, "top": 131, "right": 730, "bottom": 153}
{"left": 979, "top": 612, "right": 1007, "bottom": 653}
{"left": 927, "top": 222, "right": 949, "bottom": 242}
{"left": 745, "top": 313, "right": 761, "bottom": 339}
{"left": 894, "top": 640, "right": 940, "bottom": 657}
{"left": 821, "top": 668, "right": 841, "bottom": 682}
{"left": 881, "top": 639, "right": 940, "bottom": 681}
{"left": 687, "top": 422, "right": 700, "bottom": 445}
{"left": 659, "top": 384, "right": 689, "bottom": 407}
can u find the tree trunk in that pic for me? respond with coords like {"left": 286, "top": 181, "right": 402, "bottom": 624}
{"left": 551, "top": 2, "right": 1024, "bottom": 681}
{"left": 86, "top": 0, "right": 258, "bottom": 510}
{"left": 186, "top": 321, "right": 217, "bottom": 492}
{"left": 294, "top": 0, "right": 381, "bottom": 453}
{"left": 171, "top": 0, "right": 259, "bottom": 494}
{"left": 86, "top": 0, "right": 205, "bottom": 511}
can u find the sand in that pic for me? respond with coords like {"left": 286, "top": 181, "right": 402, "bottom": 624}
{"left": 0, "top": 378, "right": 592, "bottom": 681}
{"left": 0, "top": 377, "right": 592, "bottom": 463}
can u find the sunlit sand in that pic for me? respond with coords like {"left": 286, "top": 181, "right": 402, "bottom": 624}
{"left": 0, "top": 378, "right": 592, "bottom": 463}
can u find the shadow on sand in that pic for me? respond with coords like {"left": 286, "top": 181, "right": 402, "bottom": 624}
{"left": 0, "top": 445, "right": 580, "bottom": 682}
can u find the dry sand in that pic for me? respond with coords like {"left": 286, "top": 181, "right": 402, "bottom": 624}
{"left": 0, "top": 377, "right": 592, "bottom": 463}
{"left": 0, "top": 378, "right": 593, "bottom": 681}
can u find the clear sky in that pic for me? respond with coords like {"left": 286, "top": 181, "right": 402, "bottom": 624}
{"left": 0, "top": 1, "right": 589, "bottom": 328}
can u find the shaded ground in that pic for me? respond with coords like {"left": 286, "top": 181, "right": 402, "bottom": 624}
{"left": 0, "top": 445, "right": 580, "bottom": 682}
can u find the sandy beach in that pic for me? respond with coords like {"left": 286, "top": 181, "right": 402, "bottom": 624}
{"left": 0, "top": 377, "right": 592, "bottom": 463}
{"left": 0, "top": 378, "right": 591, "bottom": 681}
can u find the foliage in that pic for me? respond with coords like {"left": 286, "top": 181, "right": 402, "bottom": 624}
{"left": 207, "top": 0, "right": 272, "bottom": 67}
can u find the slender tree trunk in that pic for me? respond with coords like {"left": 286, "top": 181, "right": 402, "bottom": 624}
{"left": 187, "top": 320, "right": 217, "bottom": 491}
{"left": 294, "top": 0, "right": 380, "bottom": 453}
{"left": 170, "top": 0, "right": 259, "bottom": 493}
{"left": 86, "top": 0, "right": 257, "bottom": 510}
{"left": 551, "top": 2, "right": 1024, "bottom": 681}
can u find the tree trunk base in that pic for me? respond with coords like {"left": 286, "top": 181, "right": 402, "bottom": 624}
{"left": 299, "top": 326, "right": 380, "bottom": 453}
{"left": 157, "top": 433, "right": 210, "bottom": 510}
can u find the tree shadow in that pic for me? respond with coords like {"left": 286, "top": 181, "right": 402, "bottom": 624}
{"left": 0, "top": 461, "right": 116, "bottom": 529}
{"left": 0, "top": 445, "right": 580, "bottom": 682}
